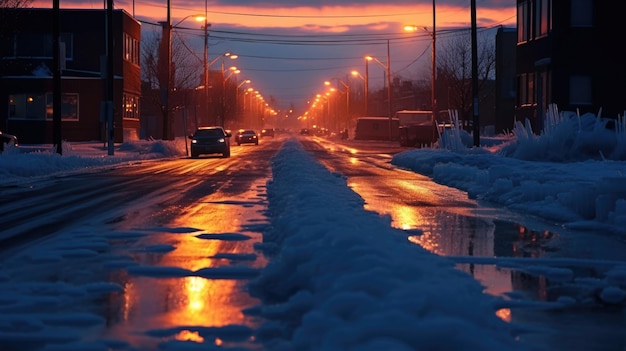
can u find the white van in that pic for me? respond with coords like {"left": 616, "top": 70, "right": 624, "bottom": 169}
{"left": 354, "top": 117, "right": 399, "bottom": 141}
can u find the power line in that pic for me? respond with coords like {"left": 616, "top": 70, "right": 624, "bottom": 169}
{"left": 132, "top": 0, "right": 430, "bottom": 19}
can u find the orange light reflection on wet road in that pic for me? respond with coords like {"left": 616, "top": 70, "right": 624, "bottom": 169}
{"left": 107, "top": 184, "right": 267, "bottom": 348}
{"left": 346, "top": 173, "right": 517, "bottom": 323}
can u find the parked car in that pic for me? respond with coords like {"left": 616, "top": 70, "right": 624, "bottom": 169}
{"left": 235, "top": 129, "right": 259, "bottom": 145}
{"left": 188, "top": 126, "right": 231, "bottom": 158}
{"left": 0, "top": 130, "right": 18, "bottom": 153}
{"left": 261, "top": 128, "right": 275, "bottom": 138}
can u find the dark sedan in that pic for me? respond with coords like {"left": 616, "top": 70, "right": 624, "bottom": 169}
{"left": 189, "top": 126, "right": 231, "bottom": 158}
{"left": 236, "top": 129, "right": 258, "bottom": 145}
{"left": 261, "top": 128, "right": 275, "bottom": 138}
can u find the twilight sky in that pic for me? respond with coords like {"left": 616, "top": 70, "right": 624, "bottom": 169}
{"left": 34, "top": 0, "right": 516, "bottom": 117}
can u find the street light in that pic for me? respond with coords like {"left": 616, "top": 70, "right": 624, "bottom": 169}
{"left": 365, "top": 40, "right": 393, "bottom": 141}
{"left": 158, "top": 17, "right": 172, "bottom": 140}
{"left": 325, "top": 78, "right": 350, "bottom": 131}
{"left": 224, "top": 67, "right": 240, "bottom": 81}
{"left": 235, "top": 79, "right": 250, "bottom": 125}
{"left": 159, "top": 13, "right": 207, "bottom": 139}
{"left": 191, "top": 14, "right": 211, "bottom": 128}
{"left": 405, "top": 0, "right": 436, "bottom": 141}
{"left": 218, "top": 55, "right": 238, "bottom": 125}
{"left": 221, "top": 66, "right": 239, "bottom": 126}
{"left": 351, "top": 70, "right": 367, "bottom": 116}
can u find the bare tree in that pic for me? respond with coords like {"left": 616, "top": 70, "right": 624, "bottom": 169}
{"left": 0, "top": 0, "right": 33, "bottom": 72}
{"left": 141, "top": 29, "right": 203, "bottom": 134}
{"left": 436, "top": 31, "right": 495, "bottom": 126}
{"left": 141, "top": 29, "right": 202, "bottom": 91}
{"left": 0, "top": 0, "right": 32, "bottom": 8}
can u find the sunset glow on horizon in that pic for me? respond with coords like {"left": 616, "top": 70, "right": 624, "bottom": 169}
{"left": 32, "top": 0, "right": 515, "bottom": 32}
{"left": 27, "top": 0, "right": 516, "bottom": 111}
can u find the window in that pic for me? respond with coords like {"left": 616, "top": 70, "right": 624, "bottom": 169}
{"left": 571, "top": 0, "right": 593, "bottom": 27}
{"left": 517, "top": 1, "right": 530, "bottom": 43}
{"left": 123, "top": 93, "right": 140, "bottom": 119}
{"left": 535, "top": 0, "right": 551, "bottom": 37}
{"left": 519, "top": 0, "right": 551, "bottom": 42}
{"left": 12, "top": 32, "right": 73, "bottom": 60}
{"left": 8, "top": 94, "right": 46, "bottom": 119}
{"left": 536, "top": 70, "right": 550, "bottom": 107}
{"left": 569, "top": 76, "right": 592, "bottom": 105}
{"left": 8, "top": 93, "right": 78, "bottom": 120}
{"left": 124, "top": 33, "right": 139, "bottom": 65}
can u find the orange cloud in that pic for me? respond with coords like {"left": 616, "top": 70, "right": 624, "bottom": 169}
{"left": 31, "top": 1, "right": 515, "bottom": 33}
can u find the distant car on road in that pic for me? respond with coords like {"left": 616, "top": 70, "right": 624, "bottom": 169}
{"left": 188, "top": 126, "right": 231, "bottom": 158}
{"left": 0, "top": 130, "right": 18, "bottom": 153}
{"left": 236, "top": 129, "right": 259, "bottom": 145}
{"left": 261, "top": 128, "right": 275, "bottom": 138}
{"left": 299, "top": 128, "right": 310, "bottom": 135}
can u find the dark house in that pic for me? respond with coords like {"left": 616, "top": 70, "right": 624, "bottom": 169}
{"left": 516, "top": 0, "right": 626, "bottom": 132}
{"left": 0, "top": 8, "right": 141, "bottom": 144}
{"left": 495, "top": 26, "right": 517, "bottom": 134}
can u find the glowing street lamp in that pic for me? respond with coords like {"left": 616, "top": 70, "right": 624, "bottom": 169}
{"left": 405, "top": 3, "right": 436, "bottom": 132}
{"left": 365, "top": 40, "right": 393, "bottom": 140}
{"left": 325, "top": 78, "right": 350, "bottom": 130}
{"left": 351, "top": 70, "right": 367, "bottom": 116}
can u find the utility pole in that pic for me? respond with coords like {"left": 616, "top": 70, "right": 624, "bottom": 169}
{"left": 203, "top": 22, "right": 210, "bottom": 127}
{"left": 386, "top": 39, "right": 392, "bottom": 141}
{"left": 106, "top": 0, "right": 114, "bottom": 154}
{"left": 159, "top": 0, "right": 172, "bottom": 140}
{"left": 203, "top": 0, "right": 209, "bottom": 127}
{"left": 364, "top": 60, "right": 369, "bottom": 116}
{"left": 53, "top": 0, "right": 62, "bottom": 154}
{"left": 431, "top": 0, "right": 437, "bottom": 143}
{"left": 471, "top": 0, "right": 480, "bottom": 147}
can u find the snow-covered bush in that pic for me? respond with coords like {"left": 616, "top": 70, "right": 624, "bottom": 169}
{"left": 498, "top": 104, "right": 626, "bottom": 161}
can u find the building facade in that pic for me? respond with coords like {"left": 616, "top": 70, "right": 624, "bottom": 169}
{"left": 516, "top": 0, "right": 626, "bottom": 132}
{"left": 0, "top": 8, "right": 141, "bottom": 144}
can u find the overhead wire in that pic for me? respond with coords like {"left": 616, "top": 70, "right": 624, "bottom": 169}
{"left": 135, "top": 7, "right": 515, "bottom": 104}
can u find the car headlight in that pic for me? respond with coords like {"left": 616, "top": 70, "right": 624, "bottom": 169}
{"left": 218, "top": 138, "right": 225, "bottom": 143}
{"left": 191, "top": 139, "right": 198, "bottom": 144}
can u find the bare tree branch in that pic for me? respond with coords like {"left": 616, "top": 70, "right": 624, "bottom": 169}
{"left": 436, "top": 32, "right": 496, "bottom": 123}
{"left": 0, "top": 0, "right": 33, "bottom": 8}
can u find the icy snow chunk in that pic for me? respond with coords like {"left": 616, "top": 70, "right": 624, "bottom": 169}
{"left": 605, "top": 266, "right": 626, "bottom": 286}
{"left": 599, "top": 286, "right": 626, "bottom": 304}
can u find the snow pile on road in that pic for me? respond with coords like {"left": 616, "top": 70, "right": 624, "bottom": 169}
{"left": 0, "top": 139, "right": 186, "bottom": 185}
{"left": 393, "top": 108, "right": 626, "bottom": 234}
{"left": 247, "top": 139, "right": 527, "bottom": 351}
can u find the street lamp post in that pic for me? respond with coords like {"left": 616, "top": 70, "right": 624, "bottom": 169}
{"left": 236, "top": 79, "right": 251, "bottom": 124}
{"left": 325, "top": 78, "right": 350, "bottom": 131}
{"left": 405, "top": 0, "right": 436, "bottom": 141}
{"left": 366, "top": 39, "right": 393, "bottom": 141}
{"left": 201, "top": 19, "right": 211, "bottom": 127}
{"left": 217, "top": 54, "right": 238, "bottom": 126}
{"left": 159, "top": 17, "right": 172, "bottom": 140}
{"left": 365, "top": 59, "right": 369, "bottom": 116}
{"left": 432, "top": 0, "right": 437, "bottom": 130}
{"left": 161, "top": 12, "right": 211, "bottom": 139}
{"left": 471, "top": 0, "right": 480, "bottom": 146}
{"left": 221, "top": 64, "right": 239, "bottom": 127}
{"left": 351, "top": 70, "right": 366, "bottom": 116}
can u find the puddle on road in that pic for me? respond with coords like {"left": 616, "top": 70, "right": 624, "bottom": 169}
{"left": 102, "top": 181, "right": 269, "bottom": 350}
{"left": 387, "top": 208, "right": 626, "bottom": 351}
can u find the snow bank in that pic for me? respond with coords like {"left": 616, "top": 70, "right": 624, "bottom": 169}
{"left": 248, "top": 139, "right": 526, "bottom": 351}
